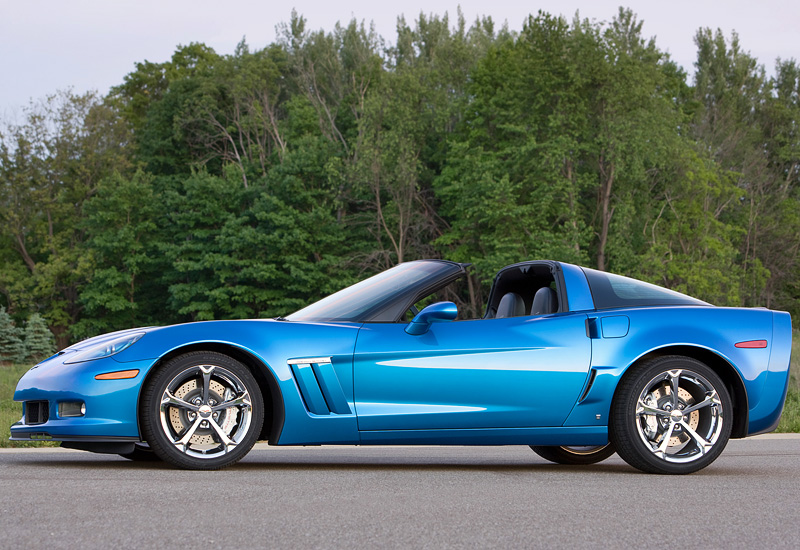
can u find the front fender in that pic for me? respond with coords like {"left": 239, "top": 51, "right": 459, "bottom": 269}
{"left": 120, "top": 320, "right": 363, "bottom": 445}
{"left": 13, "top": 319, "right": 363, "bottom": 444}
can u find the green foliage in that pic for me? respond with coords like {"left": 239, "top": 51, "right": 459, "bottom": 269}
{"left": 0, "top": 308, "right": 25, "bottom": 364}
{"left": 777, "top": 377, "right": 800, "bottom": 433}
{"left": 0, "top": 90, "right": 130, "bottom": 346}
{"left": 1, "top": 8, "right": 799, "bottom": 342}
{"left": 22, "top": 313, "right": 55, "bottom": 364}
{"left": 634, "top": 149, "right": 756, "bottom": 305}
{"left": 74, "top": 170, "right": 163, "bottom": 339}
{"left": 776, "top": 333, "right": 800, "bottom": 432}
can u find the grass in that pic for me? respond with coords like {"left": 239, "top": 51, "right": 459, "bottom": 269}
{"left": 776, "top": 331, "right": 800, "bottom": 432}
{"left": 776, "top": 380, "right": 800, "bottom": 432}
{"left": 2, "top": 336, "right": 800, "bottom": 447}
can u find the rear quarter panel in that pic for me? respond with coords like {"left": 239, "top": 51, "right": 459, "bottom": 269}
{"left": 564, "top": 306, "right": 787, "bottom": 434}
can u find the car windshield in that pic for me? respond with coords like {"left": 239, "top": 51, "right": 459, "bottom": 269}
{"left": 286, "top": 261, "right": 461, "bottom": 323}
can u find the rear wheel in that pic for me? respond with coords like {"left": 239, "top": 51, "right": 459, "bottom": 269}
{"left": 531, "top": 443, "right": 615, "bottom": 465}
{"left": 610, "top": 356, "right": 732, "bottom": 474}
{"left": 140, "top": 351, "right": 264, "bottom": 470}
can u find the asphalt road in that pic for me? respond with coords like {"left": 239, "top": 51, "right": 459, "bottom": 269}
{"left": 1, "top": 436, "right": 798, "bottom": 549}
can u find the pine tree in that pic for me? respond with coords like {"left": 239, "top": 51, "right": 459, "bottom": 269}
{"left": 0, "top": 307, "right": 26, "bottom": 364}
{"left": 23, "top": 313, "right": 56, "bottom": 364}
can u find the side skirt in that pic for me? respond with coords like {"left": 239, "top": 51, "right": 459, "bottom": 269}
{"left": 355, "top": 426, "right": 608, "bottom": 446}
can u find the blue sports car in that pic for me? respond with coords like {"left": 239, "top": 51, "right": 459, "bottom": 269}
{"left": 12, "top": 260, "right": 793, "bottom": 474}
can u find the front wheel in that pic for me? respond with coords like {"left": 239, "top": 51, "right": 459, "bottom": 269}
{"left": 140, "top": 351, "right": 264, "bottom": 470}
{"left": 531, "top": 444, "right": 615, "bottom": 465}
{"left": 610, "top": 356, "right": 732, "bottom": 474}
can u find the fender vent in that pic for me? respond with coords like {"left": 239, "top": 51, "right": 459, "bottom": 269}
{"left": 25, "top": 401, "right": 49, "bottom": 425}
{"left": 287, "top": 357, "right": 352, "bottom": 415}
{"left": 578, "top": 369, "right": 597, "bottom": 402}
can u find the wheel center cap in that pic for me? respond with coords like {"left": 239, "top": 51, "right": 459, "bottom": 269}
{"left": 198, "top": 405, "right": 212, "bottom": 418}
{"left": 670, "top": 409, "right": 683, "bottom": 420}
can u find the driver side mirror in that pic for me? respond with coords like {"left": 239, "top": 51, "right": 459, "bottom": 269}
{"left": 405, "top": 301, "right": 458, "bottom": 335}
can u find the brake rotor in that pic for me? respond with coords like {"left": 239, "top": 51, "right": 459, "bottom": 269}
{"left": 169, "top": 378, "right": 237, "bottom": 446}
{"left": 643, "top": 385, "right": 700, "bottom": 447}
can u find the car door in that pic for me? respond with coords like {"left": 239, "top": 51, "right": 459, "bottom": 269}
{"left": 353, "top": 311, "right": 591, "bottom": 431}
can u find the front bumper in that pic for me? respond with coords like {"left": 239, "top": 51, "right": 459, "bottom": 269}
{"left": 10, "top": 355, "right": 154, "bottom": 442}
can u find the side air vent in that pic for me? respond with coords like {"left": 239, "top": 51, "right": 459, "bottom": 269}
{"left": 25, "top": 401, "right": 50, "bottom": 425}
{"left": 287, "top": 357, "right": 352, "bottom": 415}
{"left": 578, "top": 369, "right": 597, "bottom": 402}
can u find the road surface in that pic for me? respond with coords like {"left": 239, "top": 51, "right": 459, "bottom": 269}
{"left": 1, "top": 435, "right": 798, "bottom": 549}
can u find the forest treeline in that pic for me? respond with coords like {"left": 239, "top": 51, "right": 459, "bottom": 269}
{"left": 1, "top": 8, "right": 799, "bottom": 347}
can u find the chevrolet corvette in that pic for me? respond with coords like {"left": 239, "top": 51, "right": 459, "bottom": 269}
{"left": 11, "top": 260, "right": 793, "bottom": 474}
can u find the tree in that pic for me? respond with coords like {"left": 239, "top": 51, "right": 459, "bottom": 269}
{"left": 754, "top": 59, "right": 800, "bottom": 313}
{"left": 690, "top": 30, "right": 800, "bottom": 310}
{"left": 0, "top": 307, "right": 25, "bottom": 364}
{"left": 434, "top": 13, "right": 605, "bottom": 305}
{"left": 635, "top": 149, "right": 749, "bottom": 305}
{"left": 23, "top": 313, "right": 55, "bottom": 364}
{"left": 74, "top": 170, "right": 163, "bottom": 339}
{"left": 0, "top": 8, "right": 798, "bottom": 346}
{"left": 177, "top": 41, "right": 291, "bottom": 187}
{"left": 111, "top": 42, "right": 220, "bottom": 135}
{"left": 352, "top": 11, "right": 502, "bottom": 281}
{"left": 0, "top": 90, "right": 131, "bottom": 347}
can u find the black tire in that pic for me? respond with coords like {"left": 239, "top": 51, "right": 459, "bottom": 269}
{"left": 610, "top": 355, "right": 732, "bottom": 475}
{"left": 119, "top": 442, "right": 161, "bottom": 462}
{"left": 140, "top": 351, "right": 264, "bottom": 470}
{"left": 531, "top": 443, "right": 616, "bottom": 465}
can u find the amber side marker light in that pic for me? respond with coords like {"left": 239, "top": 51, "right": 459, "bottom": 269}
{"left": 95, "top": 369, "right": 140, "bottom": 380}
{"left": 734, "top": 340, "right": 768, "bottom": 349}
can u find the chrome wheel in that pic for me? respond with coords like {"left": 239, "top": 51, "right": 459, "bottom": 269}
{"left": 159, "top": 364, "right": 253, "bottom": 459}
{"left": 562, "top": 445, "right": 610, "bottom": 455}
{"left": 141, "top": 352, "right": 264, "bottom": 469}
{"left": 635, "top": 369, "right": 724, "bottom": 463}
{"left": 610, "top": 356, "right": 732, "bottom": 474}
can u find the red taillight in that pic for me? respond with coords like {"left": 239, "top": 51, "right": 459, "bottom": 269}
{"left": 734, "top": 340, "right": 768, "bottom": 349}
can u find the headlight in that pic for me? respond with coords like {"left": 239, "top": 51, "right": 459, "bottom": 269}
{"left": 63, "top": 333, "right": 145, "bottom": 364}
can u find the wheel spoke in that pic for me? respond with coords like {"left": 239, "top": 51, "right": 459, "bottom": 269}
{"left": 173, "top": 417, "right": 203, "bottom": 452}
{"left": 681, "top": 391, "right": 720, "bottom": 415}
{"left": 200, "top": 365, "right": 214, "bottom": 404}
{"left": 636, "top": 399, "right": 670, "bottom": 417}
{"left": 652, "top": 422, "right": 677, "bottom": 459}
{"left": 211, "top": 391, "right": 251, "bottom": 412}
{"left": 208, "top": 418, "right": 237, "bottom": 453}
{"left": 680, "top": 420, "right": 714, "bottom": 456}
{"left": 668, "top": 370, "right": 682, "bottom": 408}
{"left": 161, "top": 390, "right": 199, "bottom": 412}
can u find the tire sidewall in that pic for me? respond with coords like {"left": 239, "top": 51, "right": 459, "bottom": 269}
{"left": 141, "top": 351, "right": 264, "bottom": 470}
{"left": 610, "top": 356, "right": 733, "bottom": 475}
{"left": 531, "top": 443, "right": 616, "bottom": 465}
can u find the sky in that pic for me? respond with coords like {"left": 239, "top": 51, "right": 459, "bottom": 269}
{"left": 1, "top": 0, "right": 798, "bottom": 118}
